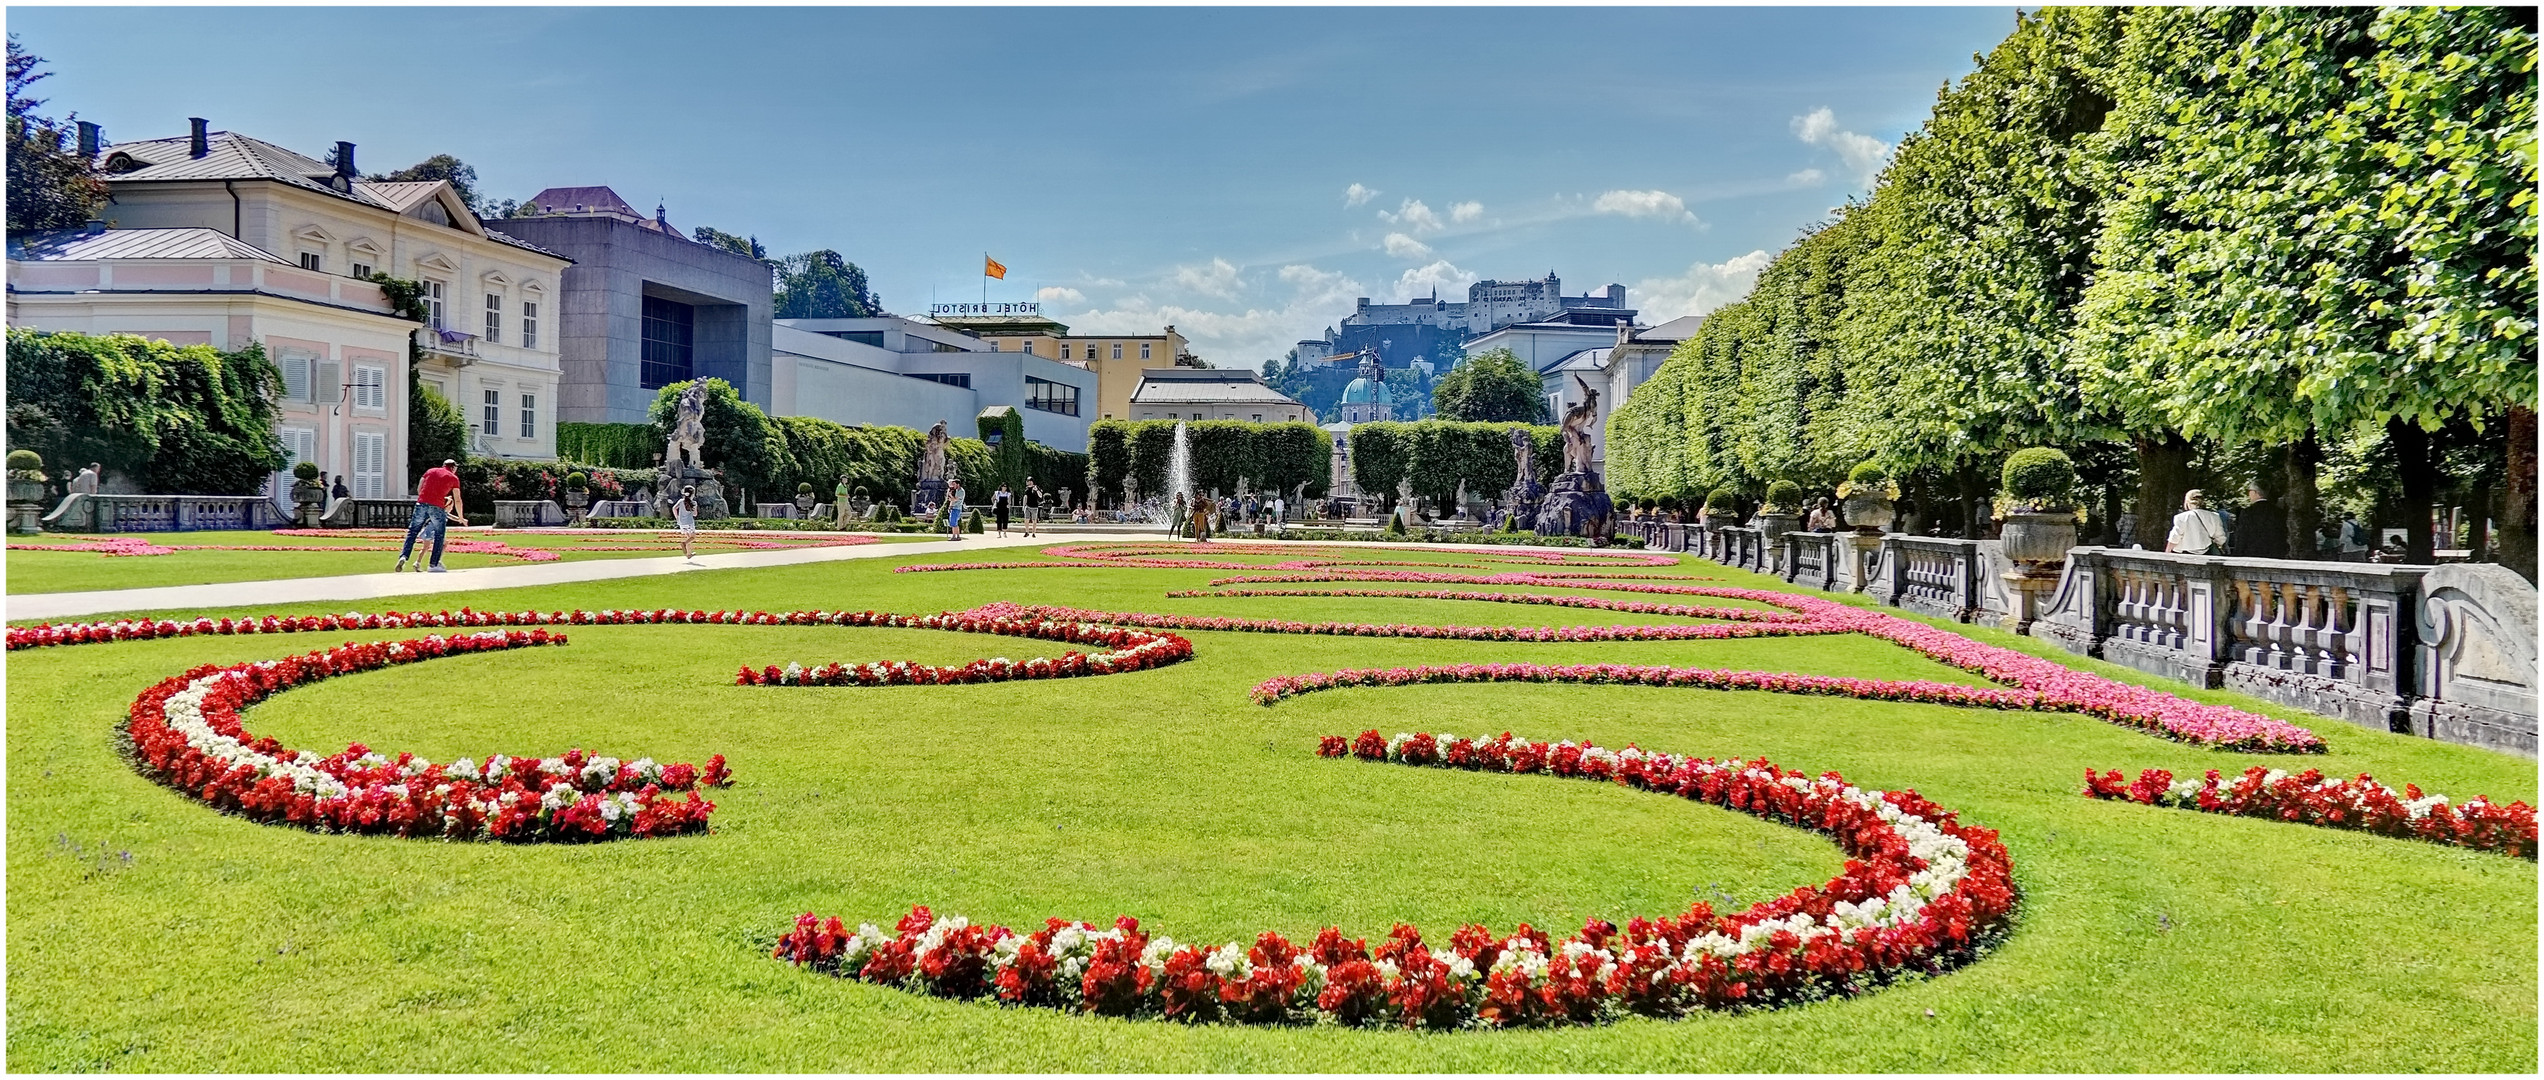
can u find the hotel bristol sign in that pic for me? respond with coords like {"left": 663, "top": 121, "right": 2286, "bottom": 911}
{"left": 929, "top": 302, "right": 1041, "bottom": 317}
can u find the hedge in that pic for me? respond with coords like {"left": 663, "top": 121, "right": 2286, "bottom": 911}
{"left": 4, "top": 328, "right": 287, "bottom": 497}
{"left": 1088, "top": 420, "right": 1328, "bottom": 508}
{"left": 1350, "top": 420, "right": 1563, "bottom": 512}
{"left": 556, "top": 422, "right": 659, "bottom": 469}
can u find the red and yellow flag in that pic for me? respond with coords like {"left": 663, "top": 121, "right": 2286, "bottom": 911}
{"left": 984, "top": 255, "right": 1008, "bottom": 280}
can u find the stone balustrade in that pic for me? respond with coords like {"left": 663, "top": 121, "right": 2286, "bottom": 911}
{"left": 318, "top": 498, "right": 420, "bottom": 528}
{"left": 42, "top": 493, "right": 288, "bottom": 532}
{"left": 493, "top": 500, "right": 568, "bottom": 528}
{"left": 1781, "top": 531, "right": 1839, "bottom": 591}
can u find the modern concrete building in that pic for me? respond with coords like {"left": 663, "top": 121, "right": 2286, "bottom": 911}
{"left": 485, "top": 187, "right": 774, "bottom": 424}
{"left": 7, "top": 226, "right": 417, "bottom": 501}
{"left": 773, "top": 316, "right": 1097, "bottom": 450}
{"left": 1128, "top": 368, "right": 1313, "bottom": 423}
{"left": 91, "top": 121, "right": 570, "bottom": 463}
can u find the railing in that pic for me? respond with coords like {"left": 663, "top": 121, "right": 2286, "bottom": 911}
{"left": 418, "top": 326, "right": 481, "bottom": 363}
{"left": 1782, "top": 531, "right": 1838, "bottom": 591}
{"left": 41, "top": 493, "right": 288, "bottom": 532}
{"left": 493, "top": 500, "right": 567, "bottom": 527}
{"left": 1888, "top": 536, "right": 1985, "bottom": 621}
{"left": 320, "top": 498, "right": 420, "bottom": 528}
{"left": 1716, "top": 527, "right": 1768, "bottom": 574}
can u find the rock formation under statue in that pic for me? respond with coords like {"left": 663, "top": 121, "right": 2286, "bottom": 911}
{"left": 1501, "top": 425, "right": 1544, "bottom": 528}
{"left": 915, "top": 420, "right": 951, "bottom": 512}
{"left": 1534, "top": 377, "right": 1612, "bottom": 540}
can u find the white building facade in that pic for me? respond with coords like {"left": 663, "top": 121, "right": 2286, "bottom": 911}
{"left": 772, "top": 316, "right": 1098, "bottom": 450}
{"left": 91, "top": 122, "right": 571, "bottom": 466}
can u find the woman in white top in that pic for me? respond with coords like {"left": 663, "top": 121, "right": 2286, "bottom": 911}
{"left": 675, "top": 485, "right": 700, "bottom": 561}
{"left": 2164, "top": 489, "right": 2228, "bottom": 555}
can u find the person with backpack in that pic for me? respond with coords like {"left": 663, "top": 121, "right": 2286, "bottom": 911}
{"left": 993, "top": 484, "right": 1013, "bottom": 538}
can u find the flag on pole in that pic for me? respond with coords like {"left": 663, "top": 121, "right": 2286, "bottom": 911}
{"left": 984, "top": 255, "right": 1008, "bottom": 280}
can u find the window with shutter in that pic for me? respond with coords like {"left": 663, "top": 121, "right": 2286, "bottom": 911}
{"left": 280, "top": 357, "right": 312, "bottom": 402}
{"left": 314, "top": 361, "right": 340, "bottom": 405}
{"left": 353, "top": 431, "right": 385, "bottom": 498}
{"left": 352, "top": 366, "right": 386, "bottom": 411}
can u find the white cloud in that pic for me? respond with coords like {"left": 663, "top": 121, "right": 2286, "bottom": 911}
{"left": 1171, "top": 257, "right": 1243, "bottom": 300}
{"left": 1381, "top": 232, "right": 1433, "bottom": 259}
{"left": 1061, "top": 263, "right": 1367, "bottom": 367}
{"left": 1449, "top": 200, "right": 1483, "bottom": 224}
{"left": 1036, "top": 285, "right": 1085, "bottom": 304}
{"left": 1786, "top": 168, "right": 1826, "bottom": 187}
{"left": 1393, "top": 259, "right": 1477, "bottom": 302}
{"left": 1378, "top": 198, "right": 1444, "bottom": 235}
{"left": 1591, "top": 189, "right": 1700, "bottom": 226}
{"left": 1630, "top": 250, "right": 1773, "bottom": 320}
{"left": 1343, "top": 182, "right": 1379, "bottom": 208}
{"left": 1791, "top": 107, "right": 1893, "bottom": 187}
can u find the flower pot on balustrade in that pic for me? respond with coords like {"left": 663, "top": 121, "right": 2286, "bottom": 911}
{"left": 564, "top": 488, "right": 590, "bottom": 524}
{"left": 1842, "top": 494, "right": 1895, "bottom": 536}
{"left": 7, "top": 476, "right": 46, "bottom": 534}
{"left": 1998, "top": 510, "right": 2078, "bottom": 565}
{"left": 1752, "top": 511, "right": 1799, "bottom": 547}
{"left": 291, "top": 480, "right": 326, "bottom": 528}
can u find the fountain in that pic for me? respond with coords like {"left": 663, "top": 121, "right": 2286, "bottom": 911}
{"left": 1166, "top": 421, "right": 1192, "bottom": 506}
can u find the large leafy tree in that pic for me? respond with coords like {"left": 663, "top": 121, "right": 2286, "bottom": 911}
{"left": 1431, "top": 348, "right": 1546, "bottom": 422}
{"left": 693, "top": 226, "right": 766, "bottom": 261}
{"left": 773, "top": 250, "right": 884, "bottom": 318}
{"left": 6, "top": 34, "right": 106, "bottom": 235}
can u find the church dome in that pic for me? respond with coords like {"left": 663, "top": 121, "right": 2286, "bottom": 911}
{"left": 1342, "top": 377, "right": 1393, "bottom": 405}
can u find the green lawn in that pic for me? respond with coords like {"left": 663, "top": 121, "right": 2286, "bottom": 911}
{"left": 6, "top": 546, "right": 2533, "bottom": 1071}
{"left": 5, "top": 528, "right": 930, "bottom": 594}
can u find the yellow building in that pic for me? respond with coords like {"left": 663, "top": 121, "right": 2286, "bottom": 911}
{"left": 926, "top": 304, "right": 1192, "bottom": 421}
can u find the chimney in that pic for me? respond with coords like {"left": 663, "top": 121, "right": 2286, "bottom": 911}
{"left": 189, "top": 117, "right": 209, "bottom": 158}
{"left": 84, "top": 219, "right": 105, "bottom": 235}
{"left": 75, "top": 121, "right": 100, "bottom": 158}
{"left": 334, "top": 142, "right": 356, "bottom": 180}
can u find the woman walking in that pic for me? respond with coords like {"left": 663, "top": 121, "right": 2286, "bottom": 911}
{"left": 1167, "top": 491, "right": 1187, "bottom": 540}
{"left": 993, "top": 484, "right": 1013, "bottom": 538}
{"left": 675, "top": 485, "right": 700, "bottom": 561}
{"left": 945, "top": 481, "right": 966, "bottom": 541}
{"left": 1023, "top": 479, "right": 1043, "bottom": 538}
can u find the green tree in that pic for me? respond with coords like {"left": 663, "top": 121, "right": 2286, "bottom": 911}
{"left": 693, "top": 226, "right": 767, "bottom": 261}
{"left": 773, "top": 250, "right": 883, "bottom": 318}
{"left": 6, "top": 34, "right": 106, "bottom": 235}
{"left": 407, "top": 383, "right": 471, "bottom": 480}
{"left": 1431, "top": 348, "right": 1547, "bottom": 422}
{"left": 5, "top": 329, "right": 287, "bottom": 495}
{"left": 367, "top": 154, "right": 487, "bottom": 216}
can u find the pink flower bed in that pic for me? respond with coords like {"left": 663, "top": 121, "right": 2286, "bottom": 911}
{"left": 893, "top": 542, "right": 1679, "bottom": 575}
{"left": 773, "top": 732, "right": 2015, "bottom": 1028}
{"left": 1254, "top": 662, "right": 2039, "bottom": 709}
{"left": 2085, "top": 766, "right": 2537, "bottom": 858}
{"left": 1161, "top": 587, "right": 1810, "bottom": 623}
{"left": 735, "top": 608, "right": 1193, "bottom": 686}
{"left": 984, "top": 600, "right": 1821, "bottom": 644}
{"left": 124, "top": 630, "right": 727, "bottom": 842}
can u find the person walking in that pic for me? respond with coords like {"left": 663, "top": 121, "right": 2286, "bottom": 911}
{"left": 945, "top": 481, "right": 966, "bottom": 541}
{"left": 1191, "top": 493, "right": 1213, "bottom": 543}
{"left": 835, "top": 474, "right": 855, "bottom": 528}
{"left": 69, "top": 462, "right": 101, "bottom": 497}
{"left": 397, "top": 458, "right": 462, "bottom": 572}
{"left": 993, "top": 484, "right": 1014, "bottom": 537}
{"left": 674, "top": 485, "right": 701, "bottom": 561}
{"left": 1272, "top": 494, "right": 1285, "bottom": 526}
{"left": 2230, "top": 482, "right": 2288, "bottom": 558}
{"left": 1024, "top": 479, "right": 1044, "bottom": 538}
{"left": 1168, "top": 491, "right": 1187, "bottom": 540}
{"left": 2164, "top": 489, "right": 2230, "bottom": 555}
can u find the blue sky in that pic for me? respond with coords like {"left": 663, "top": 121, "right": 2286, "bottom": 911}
{"left": 12, "top": 5, "right": 2018, "bottom": 366}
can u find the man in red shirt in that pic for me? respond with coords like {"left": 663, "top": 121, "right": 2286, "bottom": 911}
{"left": 398, "top": 458, "right": 463, "bottom": 572}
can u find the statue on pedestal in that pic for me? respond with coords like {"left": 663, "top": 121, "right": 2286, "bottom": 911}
{"left": 1502, "top": 425, "right": 1545, "bottom": 527}
{"left": 915, "top": 420, "right": 950, "bottom": 512}
{"left": 655, "top": 381, "right": 730, "bottom": 520}
{"left": 1532, "top": 376, "right": 1613, "bottom": 540}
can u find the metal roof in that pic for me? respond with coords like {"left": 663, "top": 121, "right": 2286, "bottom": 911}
{"left": 9, "top": 227, "right": 288, "bottom": 264}
{"left": 98, "top": 132, "right": 392, "bottom": 206}
{"left": 1130, "top": 369, "right": 1309, "bottom": 406}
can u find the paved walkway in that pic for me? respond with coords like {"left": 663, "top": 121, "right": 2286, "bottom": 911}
{"left": 6, "top": 531, "right": 1124, "bottom": 622}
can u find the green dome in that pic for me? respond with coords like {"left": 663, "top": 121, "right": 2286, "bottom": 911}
{"left": 1341, "top": 377, "right": 1393, "bottom": 405}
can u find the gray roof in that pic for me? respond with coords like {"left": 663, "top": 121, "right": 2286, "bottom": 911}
{"left": 9, "top": 227, "right": 287, "bottom": 263}
{"left": 1537, "top": 346, "right": 1612, "bottom": 376}
{"left": 1636, "top": 315, "right": 1706, "bottom": 343}
{"left": 1130, "top": 368, "right": 1309, "bottom": 406}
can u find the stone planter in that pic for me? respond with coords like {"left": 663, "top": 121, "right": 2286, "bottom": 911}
{"left": 564, "top": 488, "right": 589, "bottom": 524}
{"left": 291, "top": 480, "right": 326, "bottom": 527}
{"left": 1999, "top": 510, "right": 2078, "bottom": 564}
{"left": 7, "top": 476, "right": 46, "bottom": 534}
{"left": 1841, "top": 494, "right": 1895, "bottom": 535}
{"left": 794, "top": 494, "right": 817, "bottom": 513}
{"left": 1753, "top": 511, "right": 1800, "bottom": 546}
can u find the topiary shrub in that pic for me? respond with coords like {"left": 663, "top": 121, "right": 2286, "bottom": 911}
{"left": 796, "top": 481, "right": 814, "bottom": 495}
{"left": 2001, "top": 448, "right": 2077, "bottom": 509}
{"left": 1847, "top": 461, "right": 1889, "bottom": 486}
{"left": 565, "top": 471, "right": 590, "bottom": 490}
{"left": 1764, "top": 480, "right": 1803, "bottom": 513}
{"left": 855, "top": 485, "right": 870, "bottom": 500}
{"left": 1704, "top": 486, "right": 1739, "bottom": 514}
{"left": 7, "top": 449, "right": 44, "bottom": 479}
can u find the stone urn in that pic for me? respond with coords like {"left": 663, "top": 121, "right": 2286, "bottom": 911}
{"left": 1999, "top": 510, "right": 2079, "bottom": 565}
{"left": 7, "top": 474, "right": 47, "bottom": 534}
{"left": 1841, "top": 494, "right": 1895, "bottom": 535}
{"left": 564, "top": 487, "right": 589, "bottom": 523}
{"left": 1752, "top": 511, "right": 1800, "bottom": 546}
{"left": 794, "top": 491, "right": 817, "bottom": 514}
{"left": 291, "top": 479, "right": 326, "bottom": 527}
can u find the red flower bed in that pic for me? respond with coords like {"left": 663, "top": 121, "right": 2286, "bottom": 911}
{"left": 982, "top": 600, "right": 1821, "bottom": 644}
{"left": 732, "top": 608, "right": 1193, "bottom": 686}
{"left": 2085, "top": 766, "right": 2537, "bottom": 858}
{"left": 123, "top": 630, "right": 726, "bottom": 842}
{"left": 773, "top": 732, "right": 2016, "bottom": 1029}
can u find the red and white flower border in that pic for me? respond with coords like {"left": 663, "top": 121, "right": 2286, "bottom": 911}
{"left": 772, "top": 730, "right": 2016, "bottom": 1029}
{"left": 123, "top": 630, "right": 729, "bottom": 842}
{"left": 2085, "top": 766, "right": 2537, "bottom": 858}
